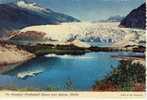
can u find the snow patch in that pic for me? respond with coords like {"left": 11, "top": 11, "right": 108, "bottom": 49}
{"left": 16, "top": 1, "right": 50, "bottom": 13}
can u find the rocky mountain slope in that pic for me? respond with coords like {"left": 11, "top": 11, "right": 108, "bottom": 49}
{"left": 0, "top": 41, "right": 35, "bottom": 66}
{"left": 120, "top": 3, "right": 146, "bottom": 29}
{"left": 0, "top": 1, "right": 79, "bottom": 37}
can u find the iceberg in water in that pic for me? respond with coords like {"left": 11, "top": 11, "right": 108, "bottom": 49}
{"left": 17, "top": 69, "right": 43, "bottom": 79}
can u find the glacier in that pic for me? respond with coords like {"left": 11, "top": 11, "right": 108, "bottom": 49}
{"left": 17, "top": 22, "right": 145, "bottom": 47}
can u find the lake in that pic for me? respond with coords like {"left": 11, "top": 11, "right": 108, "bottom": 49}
{"left": 0, "top": 52, "right": 144, "bottom": 91}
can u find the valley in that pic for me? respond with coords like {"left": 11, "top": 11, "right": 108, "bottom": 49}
{"left": 0, "top": 1, "right": 146, "bottom": 91}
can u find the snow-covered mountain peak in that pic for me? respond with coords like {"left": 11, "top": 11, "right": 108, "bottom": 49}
{"left": 16, "top": 0, "right": 51, "bottom": 13}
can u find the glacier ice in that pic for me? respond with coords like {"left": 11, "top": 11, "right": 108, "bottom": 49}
{"left": 19, "top": 22, "right": 145, "bottom": 47}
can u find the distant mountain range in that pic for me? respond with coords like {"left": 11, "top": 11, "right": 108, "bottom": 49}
{"left": 0, "top": 1, "right": 80, "bottom": 37}
{"left": 120, "top": 3, "right": 146, "bottom": 29}
{"left": 106, "top": 16, "right": 124, "bottom": 22}
{"left": 99, "top": 15, "right": 124, "bottom": 22}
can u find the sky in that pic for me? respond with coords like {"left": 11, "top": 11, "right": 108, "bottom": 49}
{"left": 0, "top": 0, "right": 145, "bottom": 21}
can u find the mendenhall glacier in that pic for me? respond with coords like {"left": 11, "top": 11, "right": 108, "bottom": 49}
{"left": 0, "top": 0, "right": 146, "bottom": 92}
{"left": 11, "top": 22, "right": 145, "bottom": 47}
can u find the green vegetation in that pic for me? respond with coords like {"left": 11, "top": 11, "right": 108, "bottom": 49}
{"left": 93, "top": 60, "right": 145, "bottom": 91}
{"left": 19, "top": 44, "right": 88, "bottom": 56}
{"left": 17, "top": 43, "right": 145, "bottom": 57}
{"left": 46, "top": 78, "right": 77, "bottom": 91}
{"left": 0, "top": 86, "right": 42, "bottom": 91}
{"left": 46, "top": 85, "right": 59, "bottom": 91}
{"left": 16, "top": 87, "right": 40, "bottom": 91}
{"left": 64, "top": 78, "right": 77, "bottom": 91}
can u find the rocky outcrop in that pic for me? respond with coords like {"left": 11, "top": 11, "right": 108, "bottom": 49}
{"left": 65, "top": 40, "right": 91, "bottom": 48}
{"left": 0, "top": 41, "right": 35, "bottom": 66}
{"left": 120, "top": 3, "right": 146, "bottom": 29}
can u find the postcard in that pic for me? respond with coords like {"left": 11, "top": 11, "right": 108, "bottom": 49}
{"left": 0, "top": 0, "right": 146, "bottom": 99}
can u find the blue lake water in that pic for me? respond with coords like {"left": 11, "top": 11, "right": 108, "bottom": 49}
{"left": 0, "top": 52, "right": 144, "bottom": 91}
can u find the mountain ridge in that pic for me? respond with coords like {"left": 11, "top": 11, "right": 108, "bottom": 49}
{"left": 120, "top": 3, "right": 146, "bottom": 29}
{"left": 0, "top": 1, "right": 80, "bottom": 37}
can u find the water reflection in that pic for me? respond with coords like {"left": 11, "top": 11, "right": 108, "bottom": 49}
{"left": 0, "top": 63, "right": 21, "bottom": 74}
{"left": 4, "top": 56, "right": 61, "bottom": 79}
{"left": 0, "top": 52, "right": 144, "bottom": 90}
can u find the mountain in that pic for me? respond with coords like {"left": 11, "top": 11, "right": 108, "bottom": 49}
{"left": 120, "top": 3, "right": 146, "bottom": 29}
{"left": 106, "top": 15, "right": 124, "bottom": 22}
{"left": 99, "top": 15, "right": 124, "bottom": 22}
{"left": 0, "top": 1, "right": 80, "bottom": 37}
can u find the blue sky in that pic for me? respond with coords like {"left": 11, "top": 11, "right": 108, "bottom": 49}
{"left": 0, "top": 0, "right": 145, "bottom": 21}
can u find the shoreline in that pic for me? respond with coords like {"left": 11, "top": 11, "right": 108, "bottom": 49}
{"left": 0, "top": 55, "right": 35, "bottom": 74}
{"left": 0, "top": 47, "right": 145, "bottom": 91}
{"left": 16, "top": 42, "right": 145, "bottom": 56}
{"left": 0, "top": 40, "right": 145, "bottom": 74}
